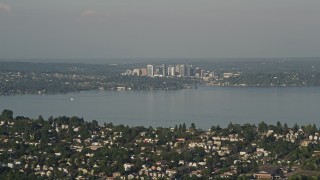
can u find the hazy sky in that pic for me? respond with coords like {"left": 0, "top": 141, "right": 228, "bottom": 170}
{"left": 1, "top": 0, "right": 320, "bottom": 59}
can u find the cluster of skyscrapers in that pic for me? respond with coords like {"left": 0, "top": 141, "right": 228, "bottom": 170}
{"left": 122, "top": 64, "right": 216, "bottom": 79}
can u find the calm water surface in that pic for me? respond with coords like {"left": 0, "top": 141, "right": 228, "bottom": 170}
{"left": 1, "top": 87, "right": 319, "bottom": 129}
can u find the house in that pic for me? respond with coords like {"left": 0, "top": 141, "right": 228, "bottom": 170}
{"left": 239, "top": 151, "right": 247, "bottom": 156}
{"left": 113, "top": 172, "right": 121, "bottom": 178}
{"left": 89, "top": 145, "right": 102, "bottom": 151}
{"left": 165, "top": 169, "right": 177, "bottom": 177}
{"left": 176, "top": 138, "right": 185, "bottom": 143}
{"left": 128, "top": 174, "right": 135, "bottom": 179}
{"left": 124, "top": 163, "right": 133, "bottom": 171}
{"left": 156, "top": 166, "right": 162, "bottom": 172}
{"left": 189, "top": 162, "right": 197, "bottom": 167}
{"left": 73, "top": 139, "right": 81, "bottom": 143}
{"left": 300, "top": 140, "right": 311, "bottom": 147}
{"left": 7, "top": 163, "right": 14, "bottom": 168}
{"left": 61, "top": 124, "right": 69, "bottom": 129}
{"left": 220, "top": 171, "right": 234, "bottom": 178}
{"left": 253, "top": 167, "right": 282, "bottom": 179}
{"left": 267, "top": 130, "right": 274, "bottom": 136}
{"left": 78, "top": 168, "right": 88, "bottom": 174}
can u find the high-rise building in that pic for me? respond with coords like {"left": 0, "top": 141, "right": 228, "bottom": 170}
{"left": 201, "top": 70, "right": 206, "bottom": 78}
{"left": 190, "top": 67, "right": 195, "bottom": 77}
{"left": 147, "top": 65, "right": 154, "bottom": 77}
{"left": 132, "top": 69, "right": 141, "bottom": 76}
{"left": 185, "top": 64, "right": 192, "bottom": 77}
{"left": 195, "top": 67, "right": 201, "bottom": 78}
{"left": 175, "top": 65, "right": 181, "bottom": 75}
{"left": 209, "top": 71, "right": 215, "bottom": 78}
{"left": 180, "top": 64, "right": 186, "bottom": 77}
{"left": 168, "top": 66, "right": 175, "bottom": 76}
{"left": 162, "top": 64, "right": 167, "bottom": 77}
{"left": 154, "top": 67, "right": 160, "bottom": 76}
{"left": 141, "top": 68, "right": 147, "bottom": 76}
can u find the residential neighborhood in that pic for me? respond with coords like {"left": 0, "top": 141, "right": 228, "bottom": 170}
{"left": 1, "top": 110, "right": 320, "bottom": 179}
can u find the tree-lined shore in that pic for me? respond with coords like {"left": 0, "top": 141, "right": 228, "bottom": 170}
{"left": 2, "top": 59, "right": 320, "bottom": 95}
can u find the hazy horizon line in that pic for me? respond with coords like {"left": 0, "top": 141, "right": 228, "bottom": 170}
{"left": 1, "top": 57, "right": 320, "bottom": 64}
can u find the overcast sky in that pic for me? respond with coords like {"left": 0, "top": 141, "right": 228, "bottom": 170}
{"left": 1, "top": 0, "right": 320, "bottom": 60}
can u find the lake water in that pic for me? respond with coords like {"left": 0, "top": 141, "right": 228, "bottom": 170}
{"left": 1, "top": 87, "right": 319, "bottom": 129}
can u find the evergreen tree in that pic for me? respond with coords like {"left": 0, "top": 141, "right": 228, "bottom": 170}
{"left": 190, "top": 123, "right": 196, "bottom": 131}
{"left": 258, "top": 121, "right": 268, "bottom": 133}
{"left": 1, "top": 109, "right": 13, "bottom": 119}
{"left": 182, "top": 123, "right": 187, "bottom": 132}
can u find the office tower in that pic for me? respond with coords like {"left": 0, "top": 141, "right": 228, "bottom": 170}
{"left": 162, "top": 64, "right": 167, "bottom": 77}
{"left": 147, "top": 65, "right": 154, "bottom": 77}
{"left": 195, "top": 67, "right": 201, "bottom": 78}
{"left": 175, "top": 64, "right": 181, "bottom": 75}
{"left": 132, "top": 69, "right": 141, "bottom": 76}
{"left": 168, "top": 66, "right": 175, "bottom": 76}
{"left": 201, "top": 70, "right": 206, "bottom": 78}
{"left": 180, "top": 64, "right": 186, "bottom": 77}
{"left": 185, "top": 64, "right": 191, "bottom": 77}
